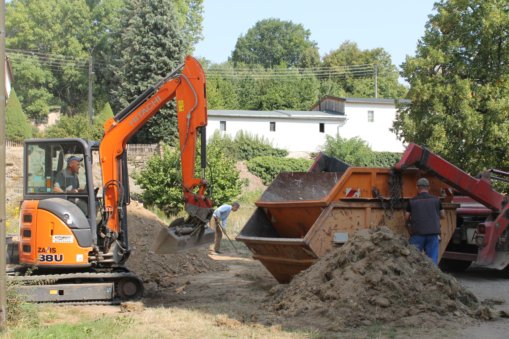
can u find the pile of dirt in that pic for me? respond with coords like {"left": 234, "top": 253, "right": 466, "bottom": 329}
{"left": 125, "top": 201, "right": 227, "bottom": 294}
{"left": 236, "top": 161, "right": 266, "bottom": 192}
{"left": 268, "top": 227, "right": 481, "bottom": 330}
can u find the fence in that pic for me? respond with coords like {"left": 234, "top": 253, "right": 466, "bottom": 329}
{"left": 5, "top": 142, "right": 160, "bottom": 201}
{"left": 6, "top": 140, "right": 23, "bottom": 148}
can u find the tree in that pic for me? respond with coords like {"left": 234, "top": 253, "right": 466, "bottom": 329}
{"left": 107, "top": 0, "right": 189, "bottom": 144}
{"left": 6, "top": 89, "right": 32, "bottom": 142}
{"left": 394, "top": 0, "right": 509, "bottom": 174}
{"left": 6, "top": 0, "right": 95, "bottom": 115}
{"left": 173, "top": 0, "right": 204, "bottom": 52}
{"left": 321, "top": 41, "right": 406, "bottom": 98}
{"left": 205, "top": 62, "right": 320, "bottom": 111}
{"left": 231, "top": 18, "right": 320, "bottom": 68}
{"left": 9, "top": 56, "right": 55, "bottom": 120}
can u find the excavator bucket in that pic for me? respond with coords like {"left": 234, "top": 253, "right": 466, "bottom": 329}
{"left": 152, "top": 216, "right": 215, "bottom": 254}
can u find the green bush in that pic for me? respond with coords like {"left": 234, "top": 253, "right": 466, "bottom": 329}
{"left": 208, "top": 130, "right": 288, "bottom": 161}
{"left": 6, "top": 89, "right": 32, "bottom": 142}
{"left": 205, "top": 141, "right": 243, "bottom": 206}
{"left": 235, "top": 130, "right": 288, "bottom": 160}
{"left": 322, "top": 135, "right": 373, "bottom": 166}
{"left": 247, "top": 156, "right": 313, "bottom": 185}
{"left": 44, "top": 114, "right": 103, "bottom": 141}
{"left": 134, "top": 146, "right": 183, "bottom": 216}
{"left": 370, "top": 151, "right": 402, "bottom": 167}
{"left": 135, "top": 143, "right": 242, "bottom": 215}
{"left": 322, "top": 134, "right": 401, "bottom": 167}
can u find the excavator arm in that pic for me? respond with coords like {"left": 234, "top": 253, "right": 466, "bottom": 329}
{"left": 99, "top": 56, "right": 213, "bottom": 254}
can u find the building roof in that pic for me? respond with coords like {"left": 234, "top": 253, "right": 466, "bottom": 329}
{"left": 208, "top": 109, "right": 346, "bottom": 121}
{"left": 309, "top": 95, "right": 410, "bottom": 110}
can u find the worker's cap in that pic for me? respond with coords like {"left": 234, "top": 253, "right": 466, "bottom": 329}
{"left": 66, "top": 156, "right": 83, "bottom": 163}
{"left": 416, "top": 177, "right": 430, "bottom": 187}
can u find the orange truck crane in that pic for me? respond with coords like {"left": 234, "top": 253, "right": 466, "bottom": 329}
{"left": 8, "top": 56, "right": 214, "bottom": 303}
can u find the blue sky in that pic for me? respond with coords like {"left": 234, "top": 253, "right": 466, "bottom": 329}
{"left": 194, "top": 0, "right": 438, "bottom": 69}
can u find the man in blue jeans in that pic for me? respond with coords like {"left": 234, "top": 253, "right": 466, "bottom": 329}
{"left": 405, "top": 178, "right": 445, "bottom": 265}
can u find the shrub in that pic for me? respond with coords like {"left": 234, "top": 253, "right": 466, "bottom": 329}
{"left": 247, "top": 156, "right": 313, "bottom": 185}
{"left": 205, "top": 141, "right": 243, "bottom": 206}
{"left": 322, "top": 135, "right": 373, "bottom": 166}
{"left": 208, "top": 130, "right": 288, "bottom": 161}
{"left": 135, "top": 143, "right": 242, "bottom": 215}
{"left": 235, "top": 130, "right": 288, "bottom": 160}
{"left": 370, "top": 151, "right": 402, "bottom": 167}
{"left": 322, "top": 134, "right": 401, "bottom": 167}
{"left": 6, "top": 89, "right": 32, "bottom": 142}
{"left": 44, "top": 114, "right": 103, "bottom": 140}
{"left": 134, "top": 146, "right": 183, "bottom": 215}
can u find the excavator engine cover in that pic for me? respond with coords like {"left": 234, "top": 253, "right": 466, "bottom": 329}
{"left": 152, "top": 218, "right": 215, "bottom": 254}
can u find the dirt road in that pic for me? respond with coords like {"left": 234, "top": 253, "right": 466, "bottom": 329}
{"left": 453, "top": 268, "right": 509, "bottom": 339}
{"left": 40, "top": 248, "right": 509, "bottom": 338}
{"left": 140, "top": 249, "right": 509, "bottom": 338}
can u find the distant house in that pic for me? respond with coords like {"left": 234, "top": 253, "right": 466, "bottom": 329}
{"left": 310, "top": 96, "right": 407, "bottom": 152}
{"left": 207, "top": 97, "right": 406, "bottom": 153}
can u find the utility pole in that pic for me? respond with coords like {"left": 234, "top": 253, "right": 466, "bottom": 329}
{"left": 88, "top": 55, "right": 94, "bottom": 126}
{"left": 374, "top": 64, "right": 378, "bottom": 99}
{"left": 0, "top": 0, "right": 8, "bottom": 325}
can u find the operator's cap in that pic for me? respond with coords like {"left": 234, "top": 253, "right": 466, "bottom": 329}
{"left": 66, "top": 155, "right": 83, "bottom": 163}
{"left": 416, "top": 177, "right": 430, "bottom": 187}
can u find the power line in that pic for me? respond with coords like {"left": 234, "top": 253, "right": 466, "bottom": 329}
{"left": 6, "top": 47, "right": 391, "bottom": 82}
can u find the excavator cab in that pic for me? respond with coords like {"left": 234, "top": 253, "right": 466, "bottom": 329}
{"left": 20, "top": 138, "right": 97, "bottom": 268}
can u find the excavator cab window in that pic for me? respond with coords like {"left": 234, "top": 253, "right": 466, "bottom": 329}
{"left": 25, "top": 140, "right": 90, "bottom": 216}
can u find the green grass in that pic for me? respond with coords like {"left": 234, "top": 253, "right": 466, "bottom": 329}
{"left": 5, "top": 316, "right": 134, "bottom": 339}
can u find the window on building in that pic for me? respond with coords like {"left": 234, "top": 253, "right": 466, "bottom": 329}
{"left": 270, "top": 121, "right": 276, "bottom": 132}
{"left": 220, "top": 121, "right": 226, "bottom": 131}
{"left": 319, "top": 123, "right": 325, "bottom": 133}
{"left": 368, "top": 110, "right": 374, "bottom": 122}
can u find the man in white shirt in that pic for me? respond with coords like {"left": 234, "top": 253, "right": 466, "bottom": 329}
{"left": 211, "top": 202, "right": 240, "bottom": 254}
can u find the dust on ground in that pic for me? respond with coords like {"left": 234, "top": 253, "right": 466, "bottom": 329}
{"left": 268, "top": 227, "right": 496, "bottom": 333}
{"left": 124, "top": 201, "right": 227, "bottom": 295}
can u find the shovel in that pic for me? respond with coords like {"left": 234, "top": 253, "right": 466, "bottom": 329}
{"left": 152, "top": 217, "right": 215, "bottom": 254}
{"left": 217, "top": 221, "right": 240, "bottom": 254}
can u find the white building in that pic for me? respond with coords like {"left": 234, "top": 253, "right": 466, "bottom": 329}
{"left": 207, "top": 96, "right": 407, "bottom": 153}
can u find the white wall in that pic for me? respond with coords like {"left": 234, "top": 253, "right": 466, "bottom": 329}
{"left": 340, "top": 103, "right": 405, "bottom": 152}
{"left": 207, "top": 117, "right": 343, "bottom": 153}
{"left": 207, "top": 101, "right": 406, "bottom": 153}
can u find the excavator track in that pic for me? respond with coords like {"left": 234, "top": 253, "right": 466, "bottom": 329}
{"left": 8, "top": 271, "right": 144, "bottom": 303}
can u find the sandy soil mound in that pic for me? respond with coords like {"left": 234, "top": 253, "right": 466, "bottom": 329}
{"left": 125, "top": 201, "right": 227, "bottom": 294}
{"left": 236, "top": 161, "right": 266, "bottom": 192}
{"left": 269, "top": 227, "right": 480, "bottom": 330}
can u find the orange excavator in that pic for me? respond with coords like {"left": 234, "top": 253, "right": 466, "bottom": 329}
{"left": 9, "top": 56, "right": 214, "bottom": 302}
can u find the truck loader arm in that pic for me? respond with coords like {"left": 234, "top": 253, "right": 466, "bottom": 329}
{"left": 394, "top": 143, "right": 509, "bottom": 265}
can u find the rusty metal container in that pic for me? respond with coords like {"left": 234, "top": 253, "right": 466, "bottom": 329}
{"left": 237, "top": 168, "right": 458, "bottom": 283}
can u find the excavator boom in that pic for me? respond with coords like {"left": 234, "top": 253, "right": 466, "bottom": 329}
{"left": 99, "top": 56, "right": 213, "bottom": 254}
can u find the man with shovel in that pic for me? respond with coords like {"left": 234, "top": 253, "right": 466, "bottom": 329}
{"left": 211, "top": 202, "right": 240, "bottom": 254}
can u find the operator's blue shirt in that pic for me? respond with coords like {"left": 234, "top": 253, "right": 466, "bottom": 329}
{"left": 213, "top": 204, "right": 233, "bottom": 228}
